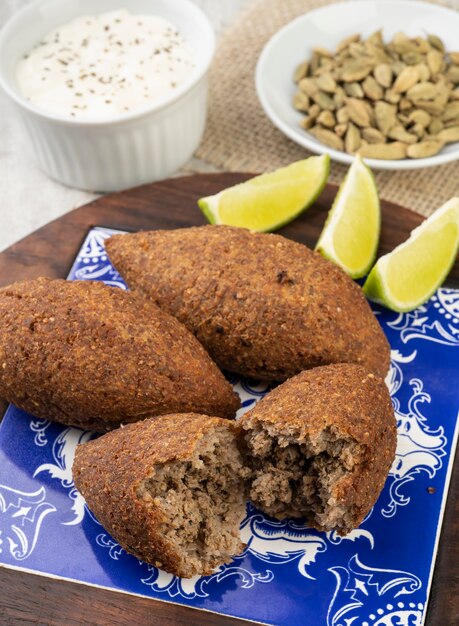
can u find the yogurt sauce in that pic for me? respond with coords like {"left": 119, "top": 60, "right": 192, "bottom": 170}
{"left": 17, "top": 9, "right": 196, "bottom": 119}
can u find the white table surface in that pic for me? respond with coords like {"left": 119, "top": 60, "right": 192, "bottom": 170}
{"left": 0, "top": 0, "right": 250, "bottom": 253}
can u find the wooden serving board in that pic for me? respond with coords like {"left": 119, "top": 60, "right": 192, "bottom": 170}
{"left": 0, "top": 173, "right": 457, "bottom": 626}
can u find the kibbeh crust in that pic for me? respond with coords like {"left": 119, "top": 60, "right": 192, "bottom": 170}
{"left": 240, "top": 364, "right": 396, "bottom": 534}
{"left": 73, "top": 413, "right": 248, "bottom": 578}
{"left": 106, "top": 225, "right": 390, "bottom": 381}
{"left": 0, "top": 278, "right": 240, "bottom": 430}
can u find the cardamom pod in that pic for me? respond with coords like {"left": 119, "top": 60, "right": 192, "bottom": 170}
{"left": 313, "top": 46, "right": 333, "bottom": 58}
{"left": 317, "top": 110, "right": 336, "bottom": 127}
{"left": 315, "top": 72, "right": 337, "bottom": 93}
{"left": 336, "top": 49, "right": 352, "bottom": 63}
{"left": 413, "top": 37, "right": 431, "bottom": 54}
{"left": 293, "top": 91, "right": 310, "bottom": 111}
{"left": 426, "top": 50, "right": 443, "bottom": 75}
{"left": 387, "top": 125, "right": 418, "bottom": 144}
{"left": 358, "top": 141, "right": 407, "bottom": 159}
{"left": 397, "top": 113, "right": 411, "bottom": 126}
{"left": 362, "top": 127, "right": 386, "bottom": 143}
{"left": 391, "top": 32, "right": 413, "bottom": 55}
{"left": 348, "top": 42, "right": 366, "bottom": 58}
{"left": 385, "top": 89, "right": 401, "bottom": 104}
{"left": 312, "top": 91, "right": 336, "bottom": 110}
{"left": 309, "top": 126, "right": 344, "bottom": 150}
{"left": 309, "top": 52, "right": 320, "bottom": 75}
{"left": 333, "top": 87, "right": 346, "bottom": 108}
{"left": 402, "top": 51, "right": 422, "bottom": 65}
{"left": 341, "top": 61, "right": 373, "bottom": 82}
{"left": 406, "top": 140, "right": 444, "bottom": 158}
{"left": 411, "top": 123, "right": 426, "bottom": 139}
{"left": 318, "top": 57, "right": 334, "bottom": 70}
{"left": 408, "top": 110, "right": 431, "bottom": 128}
{"left": 428, "top": 34, "right": 444, "bottom": 53}
{"left": 414, "top": 98, "right": 446, "bottom": 116}
{"left": 362, "top": 100, "right": 375, "bottom": 126}
{"left": 367, "top": 30, "right": 384, "bottom": 47}
{"left": 391, "top": 61, "right": 407, "bottom": 77}
{"left": 445, "top": 115, "right": 459, "bottom": 128}
{"left": 345, "top": 97, "right": 371, "bottom": 126}
{"left": 434, "top": 79, "right": 451, "bottom": 107}
{"left": 375, "top": 101, "right": 397, "bottom": 134}
{"left": 364, "top": 43, "right": 391, "bottom": 64}
{"left": 414, "top": 63, "right": 431, "bottom": 82}
{"left": 362, "top": 75, "right": 383, "bottom": 100}
{"left": 398, "top": 98, "right": 413, "bottom": 112}
{"left": 392, "top": 66, "right": 420, "bottom": 93}
{"left": 344, "top": 82, "right": 364, "bottom": 98}
{"left": 294, "top": 61, "right": 309, "bottom": 83}
{"left": 298, "top": 78, "right": 318, "bottom": 96}
{"left": 428, "top": 117, "right": 444, "bottom": 134}
{"left": 336, "top": 33, "right": 361, "bottom": 53}
{"left": 438, "top": 125, "right": 459, "bottom": 142}
{"left": 335, "top": 122, "right": 348, "bottom": 137}
{"left": 406, "top": 81, "right": 438, "bottom": 101}
{"left": 442, "top": 101, "right": 459, "bottom": 122}
{"left": 300, "top": 116, "right": 316, "bottom": 130}
{"left": 446, "top": 66, "right": 459, "bottom": 84}
{"left": 344, "top": 122, "right": 361, "bottom": 153}
{"left": 336, "top": 107, "right": 350, "bottom": 123}
{"left": 374, "top": 64, "right": 393, "bottom": 88}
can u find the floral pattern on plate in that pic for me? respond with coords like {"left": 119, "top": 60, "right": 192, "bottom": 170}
{"left": 0, "top": 227, "right": 458, "bottom": 626}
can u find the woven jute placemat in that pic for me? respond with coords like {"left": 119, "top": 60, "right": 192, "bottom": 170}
{"left": 196, "top": 0, "right": 459, "bottom": 216}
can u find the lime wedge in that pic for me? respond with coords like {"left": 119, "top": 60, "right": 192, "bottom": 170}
{"left": 198, "top": 155, "right": 330, "bottom": 232}
{"left": 363, "top": 198, "right": 459, "bottom": 312}
{"left": 315, "top": 155, "right": 380, "bottom": 279}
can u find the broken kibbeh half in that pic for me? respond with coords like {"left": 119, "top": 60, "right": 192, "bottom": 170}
{"left": 105, "top": 225, "right": 390, "bottom": 381}
{"left": 240, "top": 363, "right": 397, "bottom": 535}
{"left": 73, "top": 414, "right": 249, "bottom": 578}
{"left": 72, "top": 366, "right": 396, "bottom": 576}
{"left": 0, "top": 278, "right": 239, "bottom": 431}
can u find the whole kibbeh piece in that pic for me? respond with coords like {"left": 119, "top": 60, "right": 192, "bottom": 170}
{"left": 240, "top": 363, "right": 396, "bottom": 534}
{"left": 106, "top": 225, "right": 390, "bottom": 381}
{"left": 73, "top": 413, "right": 249, "bottom": 578}
{"left": 0, "top": 278, "right": 239, "bottom": 431}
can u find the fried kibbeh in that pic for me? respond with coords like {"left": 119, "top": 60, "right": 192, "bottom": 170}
{"left": 240, "top": 364, "right": 396, "bottom": 534}
{"left": 0, "top": 278, "right": 240, "bottom": 430}
{"left": 73, "top": 413, "right": 248, "bottom": 578}
{"left": 106, "top": 225, "right": 390, "bottom": 381}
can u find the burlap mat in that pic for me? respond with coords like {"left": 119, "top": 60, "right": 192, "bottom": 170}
{"left": 196, "top": 0, "right": 459, "bottom": 216}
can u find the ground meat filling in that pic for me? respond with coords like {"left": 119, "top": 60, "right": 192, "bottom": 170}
{"left": 244, "top": 423, "right": 363, "bottom": 533}
{"left": 138, "top": 427, "right": 248, "bottom": 575}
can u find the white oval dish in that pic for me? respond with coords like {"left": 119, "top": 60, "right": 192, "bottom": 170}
{"left": 0, "top": 0, "right": 215, "bottom": 191}
{"left": 256, "top": 0, "right": 459, "bottom": 170}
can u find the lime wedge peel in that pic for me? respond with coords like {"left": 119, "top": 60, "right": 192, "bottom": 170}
{"left": 315, "top": 155, "right": 380, "bottom": 279}
{"left": 198, "top": 155, "right": 330, "bottom": 232}
{"left": 363, "top": 197, "right": 459, "bottom": 313}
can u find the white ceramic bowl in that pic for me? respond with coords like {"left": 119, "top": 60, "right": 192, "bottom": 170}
{"left": 256, "top": 0, "right": 459, "bottom": 170}
{"left": 0, "top": 0, "right": 215, "bottom": 191}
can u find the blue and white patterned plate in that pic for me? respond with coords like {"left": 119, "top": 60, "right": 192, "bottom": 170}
{"left": 0, "top": 226, "right": 458, "bottom": 626}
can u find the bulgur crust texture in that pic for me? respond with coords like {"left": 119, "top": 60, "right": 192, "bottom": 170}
{"left": 106, "top": 225, "right": 390, "bottom": 381}
{"left": 0, "top": 278, "right": 239, "bottom": 430}
{"left": 240, "top": 363, "right": 397, "bottom": 533}
{"left": 73, "top": 413, "right": 247, "bottom": 578}
{"left": 73, "top": 368, "right": 396, "bottom": 574}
